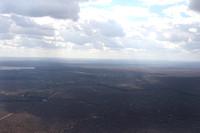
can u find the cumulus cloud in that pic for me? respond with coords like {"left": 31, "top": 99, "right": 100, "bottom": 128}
{"left": 88, "top": 20, "right": 125, "bottom": 37}
{"left": 60, "top": 30, "right": 90, "bottom": 45}
{"left": 0, "top": 15, "right": 14, "bottom": 40}
{"left": 60, "top": 30, "right": 122, "bottom": 50}
{"left": 152, "top": 22, "right": 200, "bottom": 52}
{"left": 0, "top": 16, "right": 12, "bottom": 33}
{"left": 0, "top": 15, "right": 56, "bottom": 48}
{"left": 81, "top": 0, "right": 112, "bottom": 6}
{"left": 156, "top": 31, "right": 191, "bottom": 42}
{"left": 139, "top": 0, "right": 185, "bottom": 6}
{"left": 16, "top": 37, "right": 56, "bottom": 49}
{"left": 59, "top": 19, "right": 124, "bottom": 49}
{"left": 0, "top": 34, "right": 13, "bottom": 40}
{"left": 11, "top": 15, "right": 37, "bottom": 28}
{"left": 113, "top": 6, "right": 157, "bottom": 17}
{"left": 189, "top": 0, "right": 200, "bottom": 13}
{"left": 0, "top": 0, "right": 88, "bottom": 20}
{"left": 10, "top": 15, "right": 55, "bottom": 38}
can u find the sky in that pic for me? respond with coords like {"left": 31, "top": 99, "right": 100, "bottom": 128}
{"left": 0, "top": 0, "right": 200, "bottom": 61}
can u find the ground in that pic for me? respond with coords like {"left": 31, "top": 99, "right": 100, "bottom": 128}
{"left": 0, "top": 60, "right": 200, "bottom": 133}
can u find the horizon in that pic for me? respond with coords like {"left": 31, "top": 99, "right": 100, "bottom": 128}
{"left": 0, "top": 56, "right": 200, "bottom": 62}
{"left": 1, "top": 57, "right": 200, "bottom": 70}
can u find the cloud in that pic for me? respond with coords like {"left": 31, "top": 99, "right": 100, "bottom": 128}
{"left": 60, "top": 30, "right": 90, "bottom": 45}
{"left": 0, "top": 15, "right": 14, "bottom": 40}
{"left": 0, "top": 15, "right": 56, "bottom": 48}
{"left": 162, "top": 5, "right": 188, "bottom": 18}
{"left": 0, "top": 16, "right": 12, "bottom": 33}
{"left": 113, "top": 6, "right": 157, "bottom": 17}
{"left": 139, "top": 0, "right": 185, "bottom": 5}
{"left": 0, "top": 34, "right": 14, "bottom": 40}
{"left": 152, "top": 22, "right": 200, "bottom": 52}
{"left": 88, "top": 20, "right": 125, "bottom": 37}
{"left": 0, "top": 0, "right": 88, "bottom": 20}
{"left": 189, "top": 0, "right": 200, "bottom": 13}
{"left": 10, "top": 15, "right": 55, "bottom": 38}
{"left": 17, "top": 37, "right": 57, "bottom": 49}
{"left": 0, "top": 0, "right": 200, "bottom": 61}
{"left": 11, "top": 15, "right": 37, "bottom": 28}
{"left": 189, "top": 28, "right": 197, "bottom": 33}
{"left": 156, "top": 30, "right": 191, "bottom": 42}
{"left": 59, "top": 19, "right": 124, "bottom": 50}
{"left": 81, "top": 0, "right": 112, "bottom": 6}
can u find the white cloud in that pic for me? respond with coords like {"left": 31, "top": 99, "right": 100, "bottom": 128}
{"left": 189, "top": 28, "right": 197, "bottom": 33}
{"left": 81, "top": 0, "right": 112, "bottom": 6}
{"left": 59, "top": 19, "right": 124, "bottom": 50}
{"left": 88, "top": 20, "right": 125, "bottom": 37}
{"left": 79, "top": 7, "right": 114, "bottom": 22}
{"left": 139, "top": 0, "right": 186, "bottom": 6}
{"left": 162, "top": 5, "right": 187, "bottom": 18}
{"left": 113, "top": 6, "right": 157, "bottom": 17}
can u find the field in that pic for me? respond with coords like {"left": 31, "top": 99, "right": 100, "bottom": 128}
{"left": 0, "top": 60, "right": 200, "bottom": 133}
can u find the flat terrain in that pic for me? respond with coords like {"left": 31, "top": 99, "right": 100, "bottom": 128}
{"left": 0, "top": 60, "right": 200, "bottom": 133}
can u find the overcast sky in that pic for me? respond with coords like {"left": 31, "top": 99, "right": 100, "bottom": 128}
{"left": 0, "top": 0, "right": 200, "bottom": 61}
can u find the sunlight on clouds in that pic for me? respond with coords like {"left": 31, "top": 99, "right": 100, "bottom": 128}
{"left": 163, "top": 33, "right": 171, "bottom": 39}
{"left": 81, "top": 0, "right": 112, "bottom": 6}
{"left": 79, "top": 7, "right": 113, "bottom": 21}
{"left": 139, "top": 0, "right": 186, "bottom": 6}
{"left": 148, "top": 32, "right": 157, "bottom": 40}
{"left": 113, "top": 6, "right": 157, "bottom": 18}
{"left": 162, "top": 5, "right": 188, "bottom": 19}
{"left": 161, "top": 41, "right": 181, "bottom": 49}
{"left": 188, "top": 28, "right": 197, "bottom": 33}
